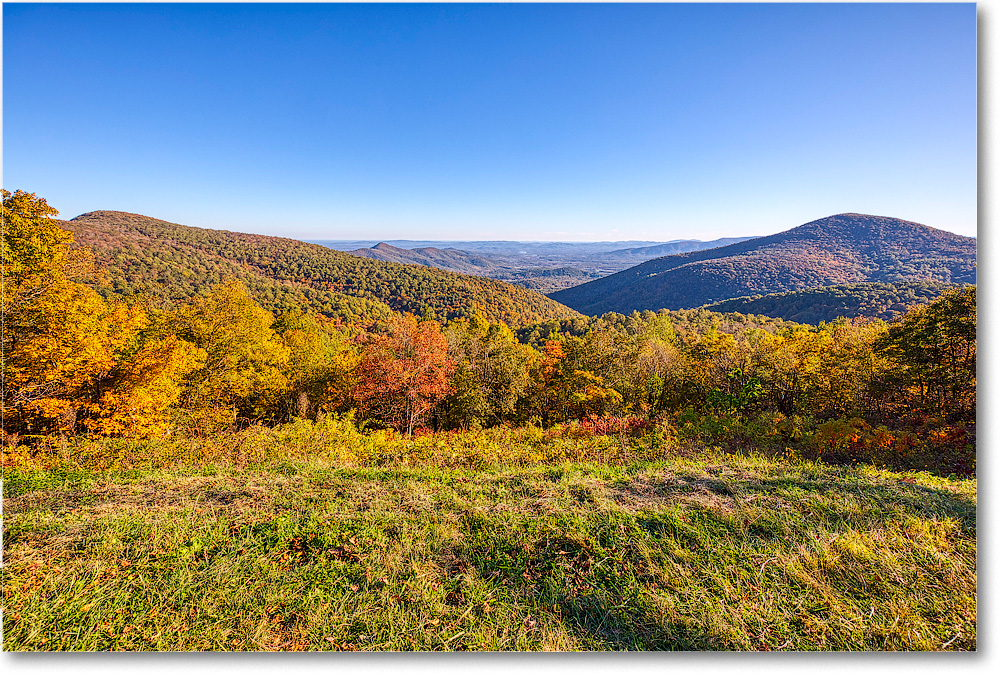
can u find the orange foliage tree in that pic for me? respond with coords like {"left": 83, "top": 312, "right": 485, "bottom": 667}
{"left": 2, "top": 190, "right": 202, "bottom": 438}
{"left": 522, "top": 337, "right": 623, "bottom": 425}
{"left": 353, "top": 315, "right": 455, "bottom": 435}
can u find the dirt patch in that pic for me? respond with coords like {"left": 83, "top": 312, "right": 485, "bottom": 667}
{"left": 5, "top": 477, "right": 275, "bottom": 515}
{"left": 197, "top": 485, "right": 268, "bottom": 507}
{"left": 5, "top": 489, "right": 90, "bottom": 513}
{"left": 608, "top": 472, "right": 739, "bottom": 512}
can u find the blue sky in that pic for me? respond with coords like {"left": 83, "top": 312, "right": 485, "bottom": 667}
{"left": 2, "top": 2, "right": 977, "bottom": 241}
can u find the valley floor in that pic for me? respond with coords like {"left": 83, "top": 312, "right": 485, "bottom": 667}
{"left": 1, "top": 443, "right": 976, "bottom": 651}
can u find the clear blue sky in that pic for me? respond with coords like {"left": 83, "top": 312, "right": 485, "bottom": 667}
{"left": 2, "top": 2, "right": 977, "bottom": 241}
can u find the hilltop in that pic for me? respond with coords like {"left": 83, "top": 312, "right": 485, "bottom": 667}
{"left": 549, "top": 214, "right": 976, "bottom": 316}
{"left": 6, "top": 190, "right": 977, "bottom": 652}
{"left": 63, "top": 211, "right": 579, "bottom": 326}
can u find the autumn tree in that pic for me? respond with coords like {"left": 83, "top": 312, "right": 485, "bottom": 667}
{"left": 1, "top": 189, "right": 95, "bottom": 302}
{"left": 678, "top": 325, "right": 762, "bottom": 414}
{"left": 85, "top": 332, "right": 204, "bottom": 438}
{"left": 272, "top": 310, "right": 359, "bottom": 419}
{"left": 354, "top": 315, "right": 455, "bottom": 435}
{"left": 173, "top": 280, "right": 290, "bottom": 430}
{"left": 801, "top": 319, "right": 889, "bottom": 418}
{"left": 632, "top": 314, "right": 688, "bottom": 415}
{"left": 878, "top": 286, "right": 976, "bottom": 421}
{"left": 749, "top": 327, "right": 822, "bottom": 416}
{"left": 520, "top": 335, "right": 623, "bottom": 425}
{"left": 2, "top": 190, "right": 201, "bottom": 438}
{"left": 440, "top": 314, "right": 535, "bottom": 429}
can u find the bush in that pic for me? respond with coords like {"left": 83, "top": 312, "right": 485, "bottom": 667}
{"left": 799, "top": 417, "right": 974, "bottom": 476}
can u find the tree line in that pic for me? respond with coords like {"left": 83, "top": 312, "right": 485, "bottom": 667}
{"left": 702, "top": 280, "right": 961, "bottom": 324}
{"left": 3, "top": 190, "right": 975, "bottom": 454}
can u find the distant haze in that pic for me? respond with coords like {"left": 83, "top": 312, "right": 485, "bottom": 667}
{"left": 3, "top": 3, "right": 976, "bottom": 240}
{"left": 309, "top": 240, "right": 666, "bottom": 254}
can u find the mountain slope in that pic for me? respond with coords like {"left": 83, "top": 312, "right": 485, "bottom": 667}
{"left": 701, "top": 280, "right": 963, "bottom": 324}
{"left": 549, "top": 213, "right": 976, "bottom": 315}
{"left": 64, "top": 211, "right": 579, "bottom": 326}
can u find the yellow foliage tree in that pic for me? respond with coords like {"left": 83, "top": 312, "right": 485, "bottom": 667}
{"left": 88, "top": 335, "right": 205, "bottom": 438}
{"left": 174, "top": 280, "right": 290, "bottom": 429}
{"left": 270, "top": 310, "right": 360, "bottom": 419}
{"left": 3, "top": 190, "right": 201, "bottom": 439}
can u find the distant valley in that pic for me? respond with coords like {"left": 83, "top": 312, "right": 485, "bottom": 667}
{"left": 311, "top": 236, "right": 755, "bottom": 293}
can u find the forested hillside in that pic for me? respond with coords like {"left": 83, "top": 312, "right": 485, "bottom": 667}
{"left": 64, "top": 211, "right": 578, "bottom": 326}
{"left": 346, "top": 242, "right": 506, "bottom": 274}
{"left": 515, "top": 308, "right": 801, "bottom": 348}
{"left": 550, "top": 213, "right": 976, "bottom": 315}
{"left": 702, "top": 281, "right": 962, "bottom": 324}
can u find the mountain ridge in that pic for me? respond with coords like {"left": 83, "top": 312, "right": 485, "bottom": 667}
{"left": 63, "top": 210, "right": 580, "bottom": 326}
{"left": 548, "top": 213, "right": 976, "bottom": 315}
{"left": 347, "top": 242, "right": 511, "bottom": 275}
{"left": 604, "top": 236, "right": 755, "bottom": 258}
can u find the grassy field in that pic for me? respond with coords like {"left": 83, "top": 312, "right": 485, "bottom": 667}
{"left": 1, "top": 428, "right": 976, "bottom": 652}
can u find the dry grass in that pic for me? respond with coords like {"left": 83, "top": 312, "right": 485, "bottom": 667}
{"left": 2, "top": 447, "right": 976, "bottom": 651}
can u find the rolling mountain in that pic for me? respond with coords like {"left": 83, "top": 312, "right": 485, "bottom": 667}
{"left": 700, "top": 280, "right": 963, "bottom": 324}
{"left": 549, "top": 213, "right": 976, "bottom": 316}
{"left": 336, "top": 237, "right": 758, "bottom": 293}
{"left": 312, "top": 239, "right": 664, "bottom": 256}
{"left": 602, "top": 237, "right": 756, "bottom": 260}
{"left": 343, "top": 243, "right": 605, "bottom": 292}
{"left": 63, "top": 211, "right": 579, "bottom": 327}
{"left": 346, "top": 242, "right": 509, "bottom": 275}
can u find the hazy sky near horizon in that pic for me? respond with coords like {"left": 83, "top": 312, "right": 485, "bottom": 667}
{"left": 3, "top": 2, "right": 977, "bottom": 241}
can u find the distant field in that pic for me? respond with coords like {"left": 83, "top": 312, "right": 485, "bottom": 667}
{"left": 2, "top": 428, "right": 976, "bottom": 651}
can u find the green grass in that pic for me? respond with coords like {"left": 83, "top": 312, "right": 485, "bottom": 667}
{"left": 2, "top": 446, "right": 976, "bottom": 651}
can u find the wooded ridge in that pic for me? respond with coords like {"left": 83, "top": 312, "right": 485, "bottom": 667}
{"left": 64, "top": 210, "right": 579, "bottom": 327}
{"left": 549, "top": 213, "right": 976, "bottom": 315}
